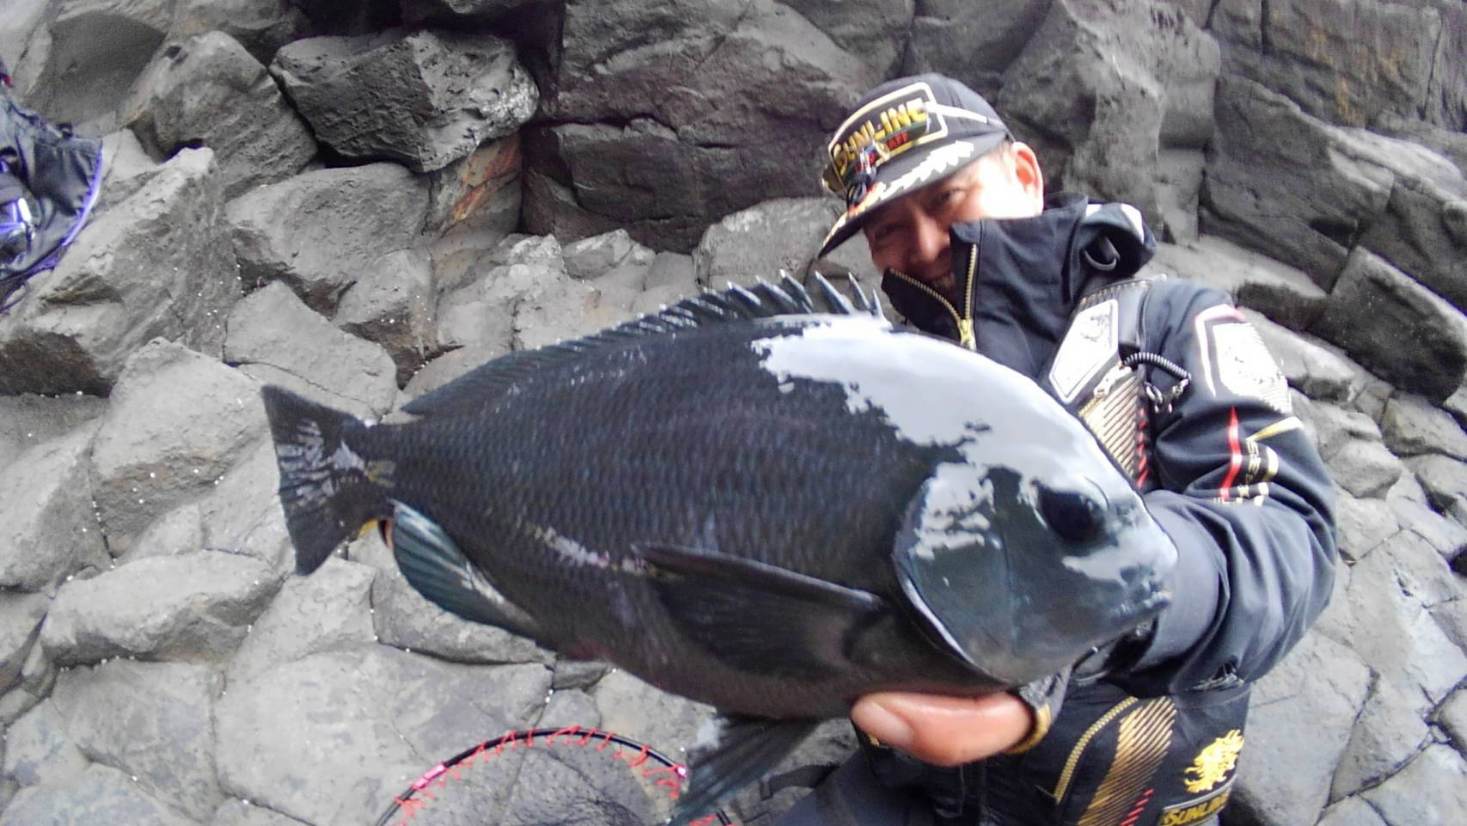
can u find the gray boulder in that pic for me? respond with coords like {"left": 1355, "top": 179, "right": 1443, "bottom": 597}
{"left": 693, "top": 198, "right": 881, "bottom": 289}
{"left": 434, "top": 234, "right": 567, "bottom": 357}
{"left": 1145, "top": 236, "right": 1328, "bottom": 332}
{"left": 1312, "top": 248, "right": 1467, "bottom": 403}
{"left": 226, "top": 162, "right": 429, "bottom": 314}
{"left": 50, "top": 660, "right": 223, "bottom": 821}
{"left": 1211, "top": 0, "right": 1442, "bottom": 129}
{"left": 272, "top": 29, "right": 538, "bottom": 173}
{"left": 171, "top": 0, "right": 312, "bottom": 63}
{"left": 2, "top": 700, "right": 88, "bottom": 800}
{"left": 1332, "top": 490, "right": 1398, "bottom": 563}
{"left": 0, "top": 0, "right": 47, "bottom": 80}
{"left": 590, "top": 669, "right": 716, "bottom": 757}
{"left": 0, "top": 763, "right": 195, "bottom": 826}
{"left": 0, "top": 427, "right": 109, "bottom": 594}
{"left": 1230, "top": 631, "right": 1371, "bottom": 826}
{"left": 1329, "top": 677, "right": 1432, "bottom": 801}
{"left": 1404, "top": 454, "right": 1467, "bottom": 523}
{"left": 123, "top": 31, "right": 316, "bottom": 199}
{"left": 1441, "top": 688, "right": 1467, "bottom": 751}
{"left": 424, "top": 133, "right": 522, "bottom": 249}
{"left": 212, "top": 798, "right": 314, "bottom": 826}
{"left": 225, "top": 558, "right": 377, "bottom": 685}
{"left": 1358, "top": 164, "right": 1467, "bottom": 315}
{"left": 40, "top": 551, "right": 279, "bottom": 666}
{"left": 1000, "top": 0, "right": 1219, "bottom": 228}
{"left": 214, "top": 647, "right": 551, "bottom": 824}
{"left": 224, "top": 282, "right": 401, "bottom": 419}
{"left": 0, "top": 393, "right": 108, "bottom": 472}
{"left": 87, "top": 340, "right": 267, "bottom": 556}
{"left": 1380, "top": 392, "right": 1467, "bottom": 460}
{"left": 1302, "top": 400, "right": 1403, "bottom": 499}
{"left": 334, "top": 247, "right": 439, "bottom": 387}
{"left": 0, "top": 595, "right": 48, "bottom": 696}
{"left": 563, "top": 229, "right": 655, "bottom": 283}
{"left": 785, "top": 0, "right": 914, "bottom": 81}
{"left": 1388, "top": 495, "right": 1467, "bottom": 566}
{"left": 129, "top": 503, "right": 205, "bottom": 560}
{"left": 1240, "top": 311, "right": 1358, "bottom": 404}
{"left": 901, "top": 0, "right": 1046, "bottom": 96}
{"left": 400, "top": 0, "right": 538, "bottom": 24}
{"left": 526, "top": 0, "right": 871, "bottom": 251}
{"left": 1359, "top": 745, "right": 1467, "bottom": 826}
{"left": 194, "top": 440, "right": 295, "bottom": 572}
{"left": 0, "top": 148, "right": 239, "bottom": 396}
{"left": 9, "top": 0, "right": 173, "bottom": 133}
{"left": 1316, "top": 797, "right": 1389, "bottom": 826}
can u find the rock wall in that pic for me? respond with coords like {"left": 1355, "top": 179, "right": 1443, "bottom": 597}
{"left": 1, "top": 1, "right": 1464, "bottom": 824}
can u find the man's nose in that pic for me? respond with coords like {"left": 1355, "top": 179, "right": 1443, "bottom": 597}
{"left": 908, "top": 212, "right": 949, "bottom": 275}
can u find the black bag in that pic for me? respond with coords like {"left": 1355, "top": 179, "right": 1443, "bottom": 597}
{"left": 0, "top": 58, "right": 105, "bottom": 312}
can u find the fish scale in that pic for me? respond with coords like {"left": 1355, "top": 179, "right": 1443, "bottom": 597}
{"left": 260, "top": 275, "right": 1177, "bottom": 824}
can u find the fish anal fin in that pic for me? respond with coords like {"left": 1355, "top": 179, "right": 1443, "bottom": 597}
{"left": 670, "top": 715, "right": 817, "bottom": 826}
{"left": 637, "top": 543, "right": 889, "bottom": 680}
{"left": 389, "top": 501, "right": 550, "bottom": 646}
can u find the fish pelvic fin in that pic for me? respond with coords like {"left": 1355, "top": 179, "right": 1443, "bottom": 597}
{"left": 260, "top": 385, "right": 392, "bottom": 574}
{"left": 670, "top": 715, "right": 816, "bottom": 826}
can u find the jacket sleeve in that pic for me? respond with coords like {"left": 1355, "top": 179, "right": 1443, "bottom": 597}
{"left": 1118, "top": 282, "right": 1338, "bottom": 697}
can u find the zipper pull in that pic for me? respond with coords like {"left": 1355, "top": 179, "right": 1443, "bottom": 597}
{"left": 957, "top": 318, "right": 976, "bottom": 350}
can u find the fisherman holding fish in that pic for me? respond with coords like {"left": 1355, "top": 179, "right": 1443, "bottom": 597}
{"left": 773, "top": 75, "right": 1339, "bottom": 825}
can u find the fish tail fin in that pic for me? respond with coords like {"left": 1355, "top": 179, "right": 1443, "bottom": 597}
{"left": 260, "top": 385, "right": 391, "bottom": 574}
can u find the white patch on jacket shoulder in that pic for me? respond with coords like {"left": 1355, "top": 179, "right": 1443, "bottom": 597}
{"left": 1049, "top": 299, "right": 1118, "bottom": 404}
{"left": 1209, "top": 320, "right": 1291, "bottom": 414}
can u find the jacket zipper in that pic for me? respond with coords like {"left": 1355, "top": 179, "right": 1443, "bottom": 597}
{"left": 1050, "top": 696, "right": 1138, "bottom": 802}
{"left": 886, "top": 231, "right": 981, "bottom": 351}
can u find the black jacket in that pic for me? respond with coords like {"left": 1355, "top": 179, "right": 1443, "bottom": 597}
{"left": 881, "top": 193, "right": 1337, "bottom": 698}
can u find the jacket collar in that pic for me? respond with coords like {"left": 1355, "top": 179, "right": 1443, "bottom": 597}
{"left": 880, "top": 193, "right": 1156, "bottom": 379}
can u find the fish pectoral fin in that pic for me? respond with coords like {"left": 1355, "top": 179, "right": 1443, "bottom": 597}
{"left": 390, "top": 501, "right": 549, "bottom": 646}
{"left": 670, "top": 715, "right": 817, "bottom": 826}
{"left": 637, "top": 543, "right": 889, "bottom": 679}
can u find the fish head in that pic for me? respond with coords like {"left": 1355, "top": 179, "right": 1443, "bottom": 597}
{"left": 894, "top": 451, "right": 1177, "bottom": 687}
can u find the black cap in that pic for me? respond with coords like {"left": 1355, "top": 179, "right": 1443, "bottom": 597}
{"left": 817, "top": 74, "right": 1011, "bottom": 257}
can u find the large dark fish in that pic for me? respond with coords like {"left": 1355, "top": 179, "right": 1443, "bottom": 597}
{"left": 261, "top": 276, "right": 1176, "bottom": 823}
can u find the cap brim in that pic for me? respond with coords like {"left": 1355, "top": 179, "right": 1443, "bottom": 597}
{"left": 817, "top": 132, "right": 1008, "bottom": 259}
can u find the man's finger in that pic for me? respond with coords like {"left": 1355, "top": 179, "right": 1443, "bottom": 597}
{"left": 850, "top": 691, "right": 1034, "bottom": 767}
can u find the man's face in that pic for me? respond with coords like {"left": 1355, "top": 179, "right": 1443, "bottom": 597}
{"left": 861, "top": 144, "right": 1044, "bottom": 302}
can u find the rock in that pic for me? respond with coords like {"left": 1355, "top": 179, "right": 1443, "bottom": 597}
{"left": 40, "top": 551, "right": 279, "bottom": 666}
{"left": 526, "top": 0, "right": 871, "bottom": 251}
{"left": 1316, "top": 796, "right": 1388, "bottom": 826}
{"left": 87, "top": 340, "right": 267, "bottom": 555}
{"left": 404, "top": 344, "right": 506, "bottom": 400}
{"left": 1231, "top": 631, "right": 1371, "bottom": 826}
{"left": 536, "top": 687, "right": 601, "bottom": 731}
{"left": 1000, "top": 0, "right": 1219, "bottom": 223}
{"left": 0, "top": 0, "right": 47, "bottom": 79}
{"left": 1204, "top": 77, "right": 1393, "bottom": 288}
{"left": 226, "top": 162, "right": 430, "bottom": 314}
{"left": 901, "top": 0, "right": 1047, "bottom": 95}
{"left": 123, "top": 31, "right": 316, "bottom": 199}
{"left": 1145, "top": 236, "right": 1327, "bottom": 332}
{"left": 400, "top": 0, "right": 538, "bottom": 25}
{"left": 563, "top": 229, "right": 655, "bottom": 282}
{"left": 128, "top": 503, "right": 205, "bottom": 560}
{"left": 1313, "top": 248, "right": 1467, "bottom": 404}
{"left": 12, "top": 0, "right": 173, "bottom": 133}
{"left": 211, "top": 798, "right": 314, "bottom": 826}
{"left": 92, "top": 129, "right": 164, "bottom": 214}
{"left": 0, "top": 393, "right": 108, "bottom": 476}
{"left": 0, "top": 762, "right": 196, "bottom": 826}
{"left": 435, "top": 235, "right": 568, "bottom": 356}
{"left": 335, "top": 247, "right": 439, "bottom": 386}
{"left": 424, "top": 133, "right": 522, "bottom": 249}
{"left": 1404, "top": 454, "right": 1467, "bottom": 521}
{"left": 214, "top": 647, "right": 551, "bottom": 824}
{"left": 225, "top": 557, "right": 377, "bottom": 685}
{"left": 1330, "top": 677, "right": 1432, "bottom": 800}
{"left": 1360, "top": 745, "right": 1467, "bottom": 826}
{"left": 1351, "top": 374, "right": 1395, "bottom": 423}
{"left": 1213, "top": 0, "right": 1441, "bottom": 128}
{"left": 1339, "top": 545, "right": 1467, "bottom": 707}
{"left": 591, "top": 669, "right": 716, "bottom": 759}
{"left": 1238, "top": 310, "right": 1357, "bottom": 403}
{"left": 1332, "top": 490, "right": 1399, "bottom": 562}
{"left": 1359, "top": 166, "right": 1467, "bottom": 317}
{"left": 272, "top": 29, "right": 538, "bottom": 173}
{"left": 1380, "top": 392, "right": 1467, "bottom": 460}
{"left": 552, "top": 658, "right": 611, "bottom": 691}
{"left": 170, "top": 0, "right": 311, "bottom": 63}
{"left": 351, "top": 534, "right": 551, "bottom": 666}
{"left": 1, "top": 699, "right": 88, "bottom": 796}
{"left": 224, "top": 282, "right": 400, "bottom": 419}
{"left": 194, "top": 440, "right": 294, "bottom": 571}
{"left": 1155, "top": 148, "right": 1204, "bottom": 243}
{"left": 0, "top": 148, "right": 239, "bottom": 396}
{"left": 0, "top": 641, "right": 56, "bottom": 728}
{"left": 644, "top": 252, "right": 697, "bottom": 291}
{"left": 694, "top": 198, "right": 881, "bottom": 289}
{"left": 50, "top": 660, "right": 223, "bottom": 820}
{"left": 512, "top": 275, "right": 625, "bottom": 352}
{"left": 1440, "top": 688, "right": 1467, "bottom": 751}
{"left": 726, "top": 718, "right": 857, "bottom": 825}
{"left": 0, "top": 427, "right": 109, "bottom": 594}
{"left": 1326, "top": 439, "right": 1404, "bottom": 500}
{"left": 1432, "top": 597, "right": 1467, "bottom": 655}
{"left": 0, "top": 594, "right": 49, "bottom": 695}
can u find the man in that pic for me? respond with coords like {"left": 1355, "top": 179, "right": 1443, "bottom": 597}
{"left": 774, "top": 75, "right": 1337, "bottom": 825}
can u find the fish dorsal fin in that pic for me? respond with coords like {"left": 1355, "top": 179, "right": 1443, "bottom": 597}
{"left": 402, "top": 273, "right": 880, "bottom": 418}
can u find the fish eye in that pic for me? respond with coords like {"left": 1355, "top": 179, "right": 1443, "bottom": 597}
{"left": 1036, "top": 485, "right": 1105, "bottom": 544}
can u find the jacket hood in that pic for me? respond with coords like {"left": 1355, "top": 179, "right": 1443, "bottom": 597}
{"left": 880, "top": 194, "right": 1156, "bottom": 379}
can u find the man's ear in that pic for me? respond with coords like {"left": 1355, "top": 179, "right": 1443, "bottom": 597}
{"left": 1009, "top": 142, "right": 1045, "bottom": 211}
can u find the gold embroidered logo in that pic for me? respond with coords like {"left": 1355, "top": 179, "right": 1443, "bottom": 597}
{"left": 1183, "top": 730, "right": 1243, "bottom": 793}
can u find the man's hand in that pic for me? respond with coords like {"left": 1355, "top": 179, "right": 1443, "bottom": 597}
{"left": 850, "top": 691, "right": 1034, "bottom": 767}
